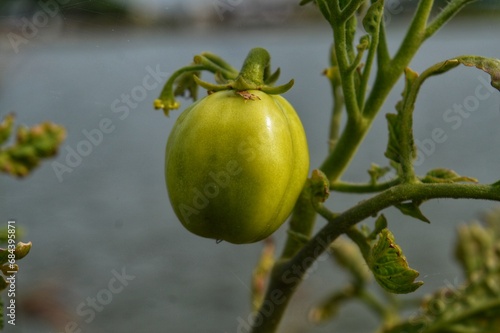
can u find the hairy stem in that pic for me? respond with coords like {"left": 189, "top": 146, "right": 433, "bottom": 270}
{"left": 251, "top": 184, "right": 500, "bottom": 333}
{"left": 252, "top": 0, "right": 483, "bottom": 331}
{"left": 331, "top": 178, "right": 401, "bottom": 193}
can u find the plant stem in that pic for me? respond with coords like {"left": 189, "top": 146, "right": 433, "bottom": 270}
{"left": 251, "top": 183, "right": 500, "bottom": 333}
{"left": 237, "top": 47, "right": 271, "bottom": 86}
{"left": 252, "top": 0, "right": 484, "bottom": 331}
{"left": 425, "top": 0, "right": 478, "bottom": 39}
{"left": 331, "top": 178, "right": 401, "bottom": 193}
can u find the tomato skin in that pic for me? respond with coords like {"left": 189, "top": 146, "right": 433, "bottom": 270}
{"left": 166, "top": 90, "right": 309, "bottom": 244}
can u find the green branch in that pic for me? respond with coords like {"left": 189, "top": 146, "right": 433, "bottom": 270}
{"left": 251, "top": 183, "right": 500, "bottom": 333}
{"left": 332, "top": 17, "right": 361, "bottom": 120}
{"left": 331, "top": 178, "right": 401, "bottom": 193}
{"left": 425, "top": 0, "right": 478, "bottom": 39}
{"left": 389, "top": 0, "right": 433, "bottom": 77}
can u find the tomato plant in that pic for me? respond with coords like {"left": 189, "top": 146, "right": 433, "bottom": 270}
{"left": 154, "top": 1, "right": 500, "bottom": 332}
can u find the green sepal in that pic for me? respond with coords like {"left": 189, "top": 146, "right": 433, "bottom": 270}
{"left": 368, "top": 229, "right": 423, "bottom": 294}
{"left": 264, "top": 67, "right": 281, "bottom": 86}
{"left": 173, "top": 70, "right": 201, "bottom": 100}
{"left": 394, "top": 201, "right": 431, "bottom": 223}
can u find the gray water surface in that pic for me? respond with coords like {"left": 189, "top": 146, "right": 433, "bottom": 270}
{"left": 1, "top": 15, "right": 500, "bottom": 333}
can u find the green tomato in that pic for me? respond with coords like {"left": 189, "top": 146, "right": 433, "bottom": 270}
{"left": 165, "top": 90, "right": 309, "bottom": 244}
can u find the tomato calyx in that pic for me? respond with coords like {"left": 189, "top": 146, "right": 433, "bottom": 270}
{"left": 154, "top": 47, "right": 294, "bottom": 116}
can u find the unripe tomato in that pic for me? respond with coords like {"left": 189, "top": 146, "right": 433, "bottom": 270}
{"left": 165, "top": 90, "right": 309, "bottom": 244}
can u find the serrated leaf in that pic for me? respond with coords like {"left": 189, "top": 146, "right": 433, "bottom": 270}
{"left": 385, "top": 68, "right": 419, "bottom": 166}
{"left": 394, "top": 201, "right": 431, "bottom": 223}
{"left": 384, "top": 113, "right": 401, "bottom": 164}
{"left": 381, "top": 210, "right": 500, "bottom": 333}
{"left": 456, "top": 56, "right": 500, "bottom": 90}
{"left": 422, "top": 168, "right": 478, "bottom": 184}
{"left": 368, "top": 229, "right": 423, "bottom": 294}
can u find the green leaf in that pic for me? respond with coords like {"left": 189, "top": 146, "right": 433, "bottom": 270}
{"left": 422, "top": 168, "right": 478, "bottom": 184}
{"left": 381, "top": 209, "right": 500, "bottom": 333}
{"left": 456, "top": 56, "right": 500, "bottom": 90}
{"left": 394, "top": 201, "right": 431, "bottom": 223}
{"left": 385, "top": 68, "right": 419, "bottom": 166}
{"left": 368, "top": 229, "right": 423, "bottom": 294}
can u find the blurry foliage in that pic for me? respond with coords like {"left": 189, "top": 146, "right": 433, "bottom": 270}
{"left": 308, "top": 208, "right": 500, "bottom": 333}
{"left": 0, "top": 114, "right": 66, "bottom": 178}
{"left": 0, "top": 113, "right": 64, "bottom": 329}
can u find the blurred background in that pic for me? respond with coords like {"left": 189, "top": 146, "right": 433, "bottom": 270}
{"left": 0, "top": 1, "right": 499, "bottom": 332}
